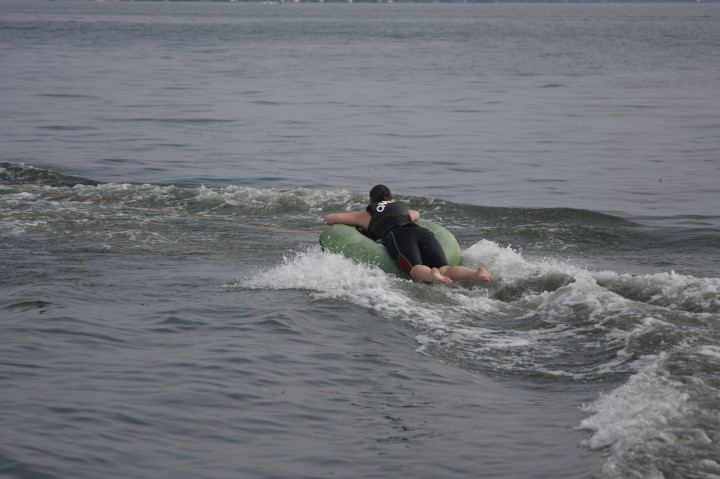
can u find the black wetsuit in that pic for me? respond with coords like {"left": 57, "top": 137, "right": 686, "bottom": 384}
{"left": 366, "top": 200, "right": 448, "bottom": 275}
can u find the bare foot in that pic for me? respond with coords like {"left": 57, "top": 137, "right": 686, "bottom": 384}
{"left": 431, "top": 267, "right": 453, "bottom": 285}
{"left": 476, "top": 266, "right": 493, "bottom": 282}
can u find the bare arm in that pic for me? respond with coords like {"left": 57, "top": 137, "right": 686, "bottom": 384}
{"left": 324, "top": 208, "right": 419, "bottom": 229}
{"left": 323, "top": 211, "right": 372, "bottom": 230}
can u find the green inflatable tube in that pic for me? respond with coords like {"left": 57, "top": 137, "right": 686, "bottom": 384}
{"left": 319, "top": 220, "right": 461, "bottom": 277}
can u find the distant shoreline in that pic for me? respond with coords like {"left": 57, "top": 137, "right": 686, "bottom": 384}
{"left": 39, "top": 0, "right": 720, "bottom": 4}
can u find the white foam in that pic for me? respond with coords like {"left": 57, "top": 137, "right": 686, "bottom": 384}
{"left": 595, "top": 269, "right": 720, "bottom": 314}
{"left": 66, "top": 184, "right": 362, "bottom": 220}
{"left": 233, "top": 233, "right": 718, "bottom": 396}
{"left": 580, "top": 358, "right": 691, "bottom": 476}
{"left": 700, "top": 459, "right": 720, "bottom": 474}
{"left": 169, "top": 228, "right": 720, "bottom": 479}
{"left": 462, "top": 239, "right": 529, "bottom": 276}
{"left": 235, "top": 243, "right": 611, "bottom": 377}
{"left": 697, "top": 345, "right": 720, "bottom": 361}
{"left": 235, "top": 246, "right": 507, "bottom": 336}
{"left": 242, "top": 248, "right": 396, "bottom": 301}
{"left": 463, "top": 238, "right": 583, "bottom": 278}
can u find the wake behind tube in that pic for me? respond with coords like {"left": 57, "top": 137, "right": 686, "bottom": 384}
{"left": 319, "top": 220, "right": 461, "bottom": 277}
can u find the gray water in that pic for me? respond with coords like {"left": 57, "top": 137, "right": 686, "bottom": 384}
{"left": 1, "top": 2, "right": 720, "bottom": 478}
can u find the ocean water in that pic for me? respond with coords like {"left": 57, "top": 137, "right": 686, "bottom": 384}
{"left": 1, "top": 1, "right": 720, "bottom": 478}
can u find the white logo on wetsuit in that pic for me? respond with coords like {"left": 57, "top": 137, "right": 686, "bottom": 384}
{"left": 375, "top": 200, "right": 396, "bottom": 213}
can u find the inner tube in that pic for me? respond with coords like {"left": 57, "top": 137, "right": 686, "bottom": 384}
{"left": 319, "top": 220, "right": 461, "bottom": 277}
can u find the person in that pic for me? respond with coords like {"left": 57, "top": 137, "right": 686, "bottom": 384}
{"left": 323, "top": 185, "right": 493, "bottom": 285}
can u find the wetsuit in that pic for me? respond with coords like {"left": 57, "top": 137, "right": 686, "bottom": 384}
{"left": 366, "top": 200, "right": 448, "bottom": 275}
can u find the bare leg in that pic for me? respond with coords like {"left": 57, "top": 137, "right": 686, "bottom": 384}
{"left": 439, "top": 265, "right": 493, "bottom": 282}
{"left": 410, "top": 265, "right": 453, "bottom": 284}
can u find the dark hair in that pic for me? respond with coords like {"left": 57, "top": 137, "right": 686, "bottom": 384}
{"left": 369, "top": 185, "right": 392, "bottom": 203}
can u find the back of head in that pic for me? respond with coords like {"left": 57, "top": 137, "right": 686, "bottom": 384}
{"left": 369, "top": 185, "right": 392, "bottom": 203}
